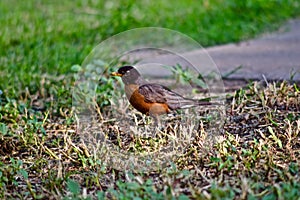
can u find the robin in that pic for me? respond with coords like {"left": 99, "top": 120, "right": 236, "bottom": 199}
{"left": 111, "top": 66, "right": 215, "bottom": 123}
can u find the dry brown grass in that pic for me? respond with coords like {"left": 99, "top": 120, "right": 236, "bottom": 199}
{"left": 0, "top": 81, "right": 299, "bottom": 199}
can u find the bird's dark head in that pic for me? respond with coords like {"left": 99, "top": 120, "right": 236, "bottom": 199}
{"left": 111, "top": 66, "right": 142, "bottom": 84}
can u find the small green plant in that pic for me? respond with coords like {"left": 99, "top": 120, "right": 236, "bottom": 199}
{"left": 64, "top": 179, "right": 82, "bottom": 200}
{"left": 0, "top": 159, "right": 29, "bottom": 197}
{"left": 108, "top": 179, "right": 165, "bottom": 200}
{"left": 170, "top": 64, "right": 207, "bottom": 89}
{"left": 0, "top": 123, "right": 8, "bottom": 135}
{"left": 289, "top": 68, "right": 299, "bottom": 81}
{"left": 209, "top": 182, "right": 235, "bottom": 200}
{"left": 72, "top": 61, "right": 120, "bottom": 113}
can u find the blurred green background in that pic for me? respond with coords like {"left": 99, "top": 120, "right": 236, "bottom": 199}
{"left": 0, "top": 0, "right": 299, "bottom": 97}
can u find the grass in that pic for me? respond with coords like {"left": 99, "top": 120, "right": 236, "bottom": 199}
{"left": 1, "top": 0, "right": 300, "bottom": 97}
{"left": 1, "top": 79, "right": 299, "bottom": 199}
{"left": 1, "top": 0, "right": 300, "bottom": 199}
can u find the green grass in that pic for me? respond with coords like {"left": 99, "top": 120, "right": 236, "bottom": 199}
{"left": 1, "top": 0, "right": 300, "bottom": 97}
{"left": 1, "top": 0, "right": 300, "bottom": 199}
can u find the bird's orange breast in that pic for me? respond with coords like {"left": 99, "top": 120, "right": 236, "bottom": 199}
{"left": 125, "top": 84, "right": 169, "bottom": 116}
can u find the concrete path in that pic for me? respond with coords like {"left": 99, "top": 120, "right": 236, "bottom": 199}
{"left": 133, "top": 19, "right": 300, "bottom": 81}
{"left": 206, "top": 19, "right": 300, "bottom": 81}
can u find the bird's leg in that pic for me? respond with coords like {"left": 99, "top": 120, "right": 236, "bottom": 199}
{"left": 152, "top": 115, "right": 159, "bottom": 127}
{"left": 149, "top": 114, "right": 163, "bottom": 134}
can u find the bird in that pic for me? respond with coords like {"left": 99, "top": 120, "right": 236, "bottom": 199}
{"left": 111, "top": 66, "right": 216, "bottom": 124}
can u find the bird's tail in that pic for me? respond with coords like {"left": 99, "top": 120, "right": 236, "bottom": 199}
{"left": 178, "top": 97, "right": 219, "bottom": 109}
{"left": 166, "top": 93, "right": 221, "bottom": 110}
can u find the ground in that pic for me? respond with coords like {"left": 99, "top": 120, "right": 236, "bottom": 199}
{"left": 1, "top": 77, "right": 299, "bottom": 199}
{"left": 1, "top": 0, "right": 300, "bottom": 199}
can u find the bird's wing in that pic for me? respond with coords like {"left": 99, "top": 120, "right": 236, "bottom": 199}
{"left": 138, "top": 84, "right": 168, "bottom": 103}
{"left": 138, "top": 84, "right": 196, "bottom": 110}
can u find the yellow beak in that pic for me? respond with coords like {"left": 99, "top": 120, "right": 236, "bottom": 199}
{"left": 111, "top": 72, "right": 123, "bottom": 77}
